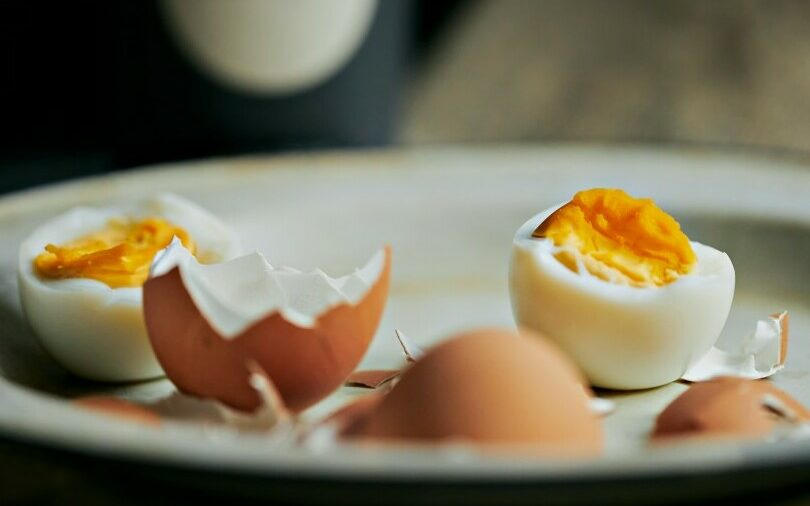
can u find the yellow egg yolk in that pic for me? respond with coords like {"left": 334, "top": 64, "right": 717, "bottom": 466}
{"left": 533, "top": 188, "right": 696, "bottom": 287}
{"left": 33, "top": 217, "right": 196, "bottom": 288}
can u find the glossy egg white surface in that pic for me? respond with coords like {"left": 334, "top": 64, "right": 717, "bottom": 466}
{"left": 17, "top": 193, "right": 240, "bottom": 381}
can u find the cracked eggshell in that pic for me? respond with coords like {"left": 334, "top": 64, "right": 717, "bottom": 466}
{"left": 510, "top": 206, "right": 735, "bottom": 390}
{"left": 149, "top": 369, "right": 289, "bottom": 431}
{"left": 143, "top": 241, "right": 391, "bottom": 413}
{"left": 652, "top": 377, "right": 810, "bottom": 440}
{"left": 682, "top": 311, "right": 789, "bottom": 382}
{"left": 347, "top": 329, "right": 603, "bottom": 455}
{"left": 18, "top": 194, "right": 240, "bottom": 381}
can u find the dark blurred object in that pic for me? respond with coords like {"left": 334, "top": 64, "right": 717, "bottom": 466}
{"left": 412, "top": 0, "right": 472, "bottom": 60}
{"left": 12, "top": 1, "right": 810, "bottom": 195}
{"left": 1, "top": 0, "right": 412, "bottom": 183}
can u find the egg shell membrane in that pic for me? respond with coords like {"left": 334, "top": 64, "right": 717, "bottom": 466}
{"left": 143, "top": 247, "right": 391, "bottom": 414}
{"left": 73, "top": 396, "right": 161, "bottom": 426}
{"left": 652, "top": 377, "right": 810, "bottom": 440}
{"left": 348, "top": 329, "right": 603, "bottom": 456}
{"left": 394, "top": 329, "right": 425, "bottom": 362}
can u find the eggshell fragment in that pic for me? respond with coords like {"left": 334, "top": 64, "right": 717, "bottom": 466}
{"left": 589, "top": 397, "right": 616, "bottom": 417}
{"left": 74, "top": 396, "right": 161, "bottom": 426}
{"left": 395, "top": 329, "right": 424, "bottom": 362}
{"left": 149, "top": 367, "right": 289, "bottom": 430}
{"left": 347, "top": 329, "right": 603, "bottom": 455}
{"left": 652, "top": 376, "right": 810, "bottom": 440}
{"left": 143, "top": 244, "right": 391, "bottom": 413}
{"left": 344, "top": 330, "right": 424, "bottom": 389}
{"left": 345, "top": 370, "right": 401, "bottom": 389}
{"left": 682, "top": 311, "right": 789, "bottom": 382}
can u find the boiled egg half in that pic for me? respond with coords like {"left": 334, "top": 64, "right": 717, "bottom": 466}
{"left": 510, "top": 188, "right": 735, "bottom": 389}
{"left": 18, "top": 193, "right": 240, "bottom": 381}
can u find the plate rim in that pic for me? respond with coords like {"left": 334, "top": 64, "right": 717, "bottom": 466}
{"left": 3, "top": 144, "right": 810, "bottom": 485}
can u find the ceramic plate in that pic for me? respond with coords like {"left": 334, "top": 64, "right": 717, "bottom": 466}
{"left": 2, "top": 146, "right": 810, "bottom": 504}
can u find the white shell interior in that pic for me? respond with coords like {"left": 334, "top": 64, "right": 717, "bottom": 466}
{"left": 683, "top": 313, "right": 785, "bottom": 381}
{"left": 150, "top": 238, "right": 386, "bottom": 337}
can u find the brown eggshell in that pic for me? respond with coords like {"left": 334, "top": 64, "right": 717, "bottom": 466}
{"left": 74, "top": 396, "right": 161, "bottom": 426}
{"left": 349, "top": 328, "right": 603, "bottom": 455}
{"left": 653, "top": 376, "right": 810, "bottom": 440}
{"left": 345, "top": 369, "right": 401, "bottom": 389}
{"left": 143, "top": 247, "right": 391, "bottom": 413}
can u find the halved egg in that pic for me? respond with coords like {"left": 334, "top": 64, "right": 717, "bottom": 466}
{"left": 142, "top": 239, "right": 391, "bottom": 413}
{"left": 510, "top": 189, "right": 735, "bottom": 389}
{"left": 18, "top": 194, "right": 240, "bottom": 381}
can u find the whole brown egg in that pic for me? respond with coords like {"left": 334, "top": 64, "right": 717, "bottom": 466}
{"left": 346, "top": 328, "right": 603, "bottom": 456}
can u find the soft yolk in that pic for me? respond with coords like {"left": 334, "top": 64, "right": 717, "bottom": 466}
{"left": 533, "top": 188, "right": 696, "bottom": 287}
{"left": 34, "top": 217, "right": 196, "bottom": 288}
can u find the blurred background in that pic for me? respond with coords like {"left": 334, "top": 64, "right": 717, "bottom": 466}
{"left": 3, "top": 0, "right": 810, "bottom": 193}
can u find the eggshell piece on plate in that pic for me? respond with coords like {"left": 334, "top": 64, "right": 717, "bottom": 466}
{"left": 345, "top": 369, "right": 401, "bottom": 389}
{"left": 347, "top": 329, "right": 603, "bottom": 456}
{"left": 18, "top": 194, "right": 240, "bottom": 382}
{"left": 395, "top": 329, "right": 424, "bottom": 362}
{"left": 652, "top": 376, "right": 810, "bottom": 440}
{"left": 143, "top": 241, "right": 391, "bottom": 413}
{"left": 682, "top": 311, "right": 789, "bottom": 382}
{"left": 149, "top": 368, "right": 289, "bottom": 430}
{"left": 74, "top": 396, "right": 161, "bottom": 426}
{"left": 345, "top": 330, "right": 426, "bottom": 389}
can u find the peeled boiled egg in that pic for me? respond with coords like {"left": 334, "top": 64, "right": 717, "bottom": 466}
{"left": 344, "top": 329, "right": 603, "bottom": 455}
{"left": 143, "top": 239, "right": 391, "bottom": 413}
{"left": 18, "top": 194, "right": 240, "bottom": 381}
{"left": 652, "top": 377, "right": 810, "bottom": 440}
{"left": 510, "top": 189, "right": 735, "bottom": 390}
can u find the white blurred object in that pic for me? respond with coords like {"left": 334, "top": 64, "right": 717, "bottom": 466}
{"left": 161, "top": 0, "right": 377, "bottom": 94}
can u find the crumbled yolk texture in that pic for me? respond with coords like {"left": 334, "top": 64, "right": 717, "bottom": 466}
{"left": 34, "top": 217, "right": 196, "bottom": 288}
{"left": 533, "top": 188, "right": 696, "bottom": 287}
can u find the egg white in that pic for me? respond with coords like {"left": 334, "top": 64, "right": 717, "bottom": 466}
{"left": 509, "top": 205, "right": 735, "bottom": 390}
{"left": 18, "top": 193, "right": 240, "bottom": 381}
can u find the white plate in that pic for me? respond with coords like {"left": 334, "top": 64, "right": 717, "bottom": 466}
{"left": 2, "top": 146, "right": 810, "bottom": 503}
